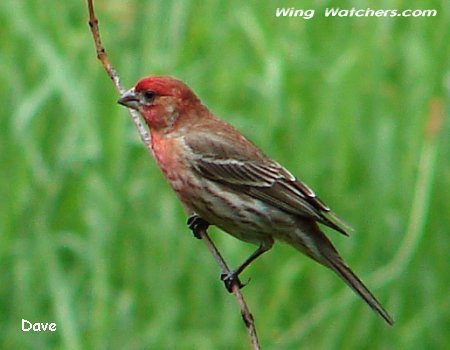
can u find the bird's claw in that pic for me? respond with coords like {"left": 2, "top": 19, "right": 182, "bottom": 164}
{"left": 187, "top": 214, "right": 209, "bottom": 239}
{"left": 220, "top": 271, "right": 249, "bottom": 292}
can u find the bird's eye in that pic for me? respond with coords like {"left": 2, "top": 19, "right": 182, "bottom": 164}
{"left": 141, "top": 90, "right": 156, "bottom": 104}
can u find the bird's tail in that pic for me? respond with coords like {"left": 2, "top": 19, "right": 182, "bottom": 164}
{"left": 291, "top": 221, "right": 394, "bottom": 325}
{"left": 322, "top": 252, "right": 394, "bottom": 325}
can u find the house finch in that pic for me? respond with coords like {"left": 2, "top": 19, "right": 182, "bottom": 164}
{"left": 118, "top": 76, "right": 394, "bottom": 325}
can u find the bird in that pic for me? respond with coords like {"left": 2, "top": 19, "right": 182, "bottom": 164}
{"left": 118, "top": 75, "right": 394, "bottom": 325}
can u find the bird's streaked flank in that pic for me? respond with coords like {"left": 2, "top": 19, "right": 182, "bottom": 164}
{"left": 118, "top": 76, "right": 394, "bottom": 325}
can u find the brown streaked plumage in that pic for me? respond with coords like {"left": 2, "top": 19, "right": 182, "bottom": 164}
{"left": 118, "top": 75, "right": 394, "bottom": 325}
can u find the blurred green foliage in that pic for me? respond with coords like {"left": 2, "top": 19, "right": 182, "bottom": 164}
{"left": 0, "top": 0, "right": 449, "bottom": 349}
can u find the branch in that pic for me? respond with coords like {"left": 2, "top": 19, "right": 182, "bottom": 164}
{"left": 87, "top": 0, "right": 150, "bottom": 148}
{"left": 194, "top": 227, "right": 260, "bottom": 349}
{"left": 86, "top": 1, "right": 260, "bottom": 349}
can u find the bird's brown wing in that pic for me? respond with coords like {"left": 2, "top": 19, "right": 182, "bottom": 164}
{"left": 184, "top": 132, "right": 350, "bottom": 236}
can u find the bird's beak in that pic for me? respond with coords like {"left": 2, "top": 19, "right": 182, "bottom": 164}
{"left": 118, "top": 88, "right": 140, "bottom": 110}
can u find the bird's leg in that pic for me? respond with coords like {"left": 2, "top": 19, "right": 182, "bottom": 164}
{"left": 221, "top": 243, "right": 272, "bottom": 292}
{"left": 187, "top": 214, "right": 210, "bottom": 239}
{"left": 186, "top": 215, "right": 245, "bottom": 290}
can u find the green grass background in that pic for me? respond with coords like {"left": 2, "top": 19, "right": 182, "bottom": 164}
{"left": 1, "top": 0, "right": 449, "bottom": 349}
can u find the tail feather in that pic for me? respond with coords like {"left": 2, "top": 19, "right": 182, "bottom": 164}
{"left": 324, "top": 254, "right": 394, "bottom": 326}
{"left": 291, "top": 220, "right": 394, "bottom": 325}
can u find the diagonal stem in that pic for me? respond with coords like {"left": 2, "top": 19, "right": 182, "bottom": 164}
{"left": 86, "top": 1, "right": 260, "bottom": 348}
{"left": 195, "top": 227, "right": 261, "bottom": 350}
{"left": 87, "top": 0, "right": 150, "bottom": 148}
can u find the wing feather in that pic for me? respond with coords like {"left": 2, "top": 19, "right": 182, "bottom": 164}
{"left": 185, "top": 132, "right": 350, "bottom": 236}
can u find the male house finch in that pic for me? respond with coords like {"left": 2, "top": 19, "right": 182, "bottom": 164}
{"left": 118, "top": 76, "right": 394, "bottom": 325}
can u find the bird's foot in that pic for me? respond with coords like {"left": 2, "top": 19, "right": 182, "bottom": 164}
{"left": 187, "top": 214, "right": 209, "bottom": 239}
{"left": 220, "top": 271, "right": 249, "bottom": 293}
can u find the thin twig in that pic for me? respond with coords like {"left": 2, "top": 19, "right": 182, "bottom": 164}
{"left": 195, "top": 228, "right": 260, "bottom": 349}
{"left": 87, "top": 0, "right": 150, "bottom": 148}
{"left": 86, "top": 1, "right": 260, "bottom": 348}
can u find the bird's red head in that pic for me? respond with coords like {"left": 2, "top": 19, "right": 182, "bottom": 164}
{"left": 118, "top": 76, "right": 202, "bottom": 132}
